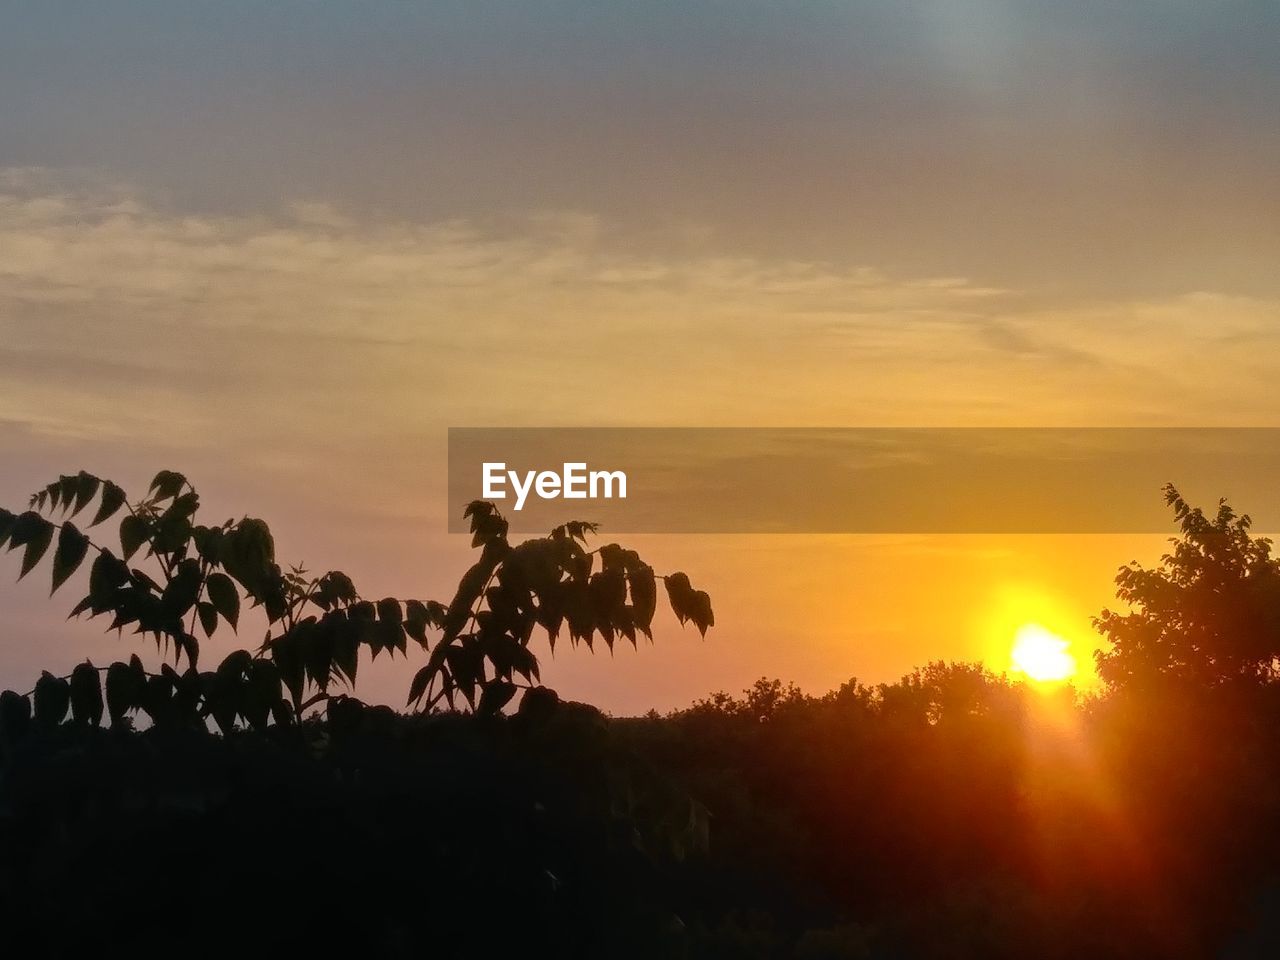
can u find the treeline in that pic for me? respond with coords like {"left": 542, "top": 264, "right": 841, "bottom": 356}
{"left": 4, "top": 664, "right": 1279, "bottom": 958}
{"left": 3, "top": 480, "right": 1280, "bottom": 957}
{"left": 628, "top": 485, "right": 1280, "bottom": 957}
{"left": 635, "top": 667, "right": 1280, "bottom": 957}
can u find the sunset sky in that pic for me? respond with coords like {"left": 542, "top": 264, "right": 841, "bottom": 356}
{"left": 2, "top": 2, "right": 1279, "bottom": 712}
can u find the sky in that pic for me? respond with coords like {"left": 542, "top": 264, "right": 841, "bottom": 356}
{"left": 1, "top": 2, "right": 1278, "bottom": 712}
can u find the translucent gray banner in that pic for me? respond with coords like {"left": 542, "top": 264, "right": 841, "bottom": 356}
{"left": 447, "top": 428, "right": 1280, "bottom": 533}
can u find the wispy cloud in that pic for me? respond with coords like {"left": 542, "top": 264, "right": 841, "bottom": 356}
{"left": 2, "top": 169, "right": 1278, "bottom": 466}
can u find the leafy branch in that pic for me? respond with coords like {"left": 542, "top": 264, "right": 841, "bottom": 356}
{"left": 405, "top": 501, "right": 713, "bottom": 714}
{"left": 0, "top": 471, "right": 713, "bottom": 737}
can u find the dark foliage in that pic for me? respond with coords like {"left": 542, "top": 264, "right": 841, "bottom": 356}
{"left": 0, "top": 697, "right": 705, "bottom": 959}
{"left": 3, "top": 478, "right": 1280, "bottom": 958}
{"left": 0, "top": 470, "right": 712, "bottom": 728}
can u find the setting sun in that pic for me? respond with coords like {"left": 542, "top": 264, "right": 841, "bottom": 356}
{"left": 1010, "top": 624, "right": 1078, "bottom": 683}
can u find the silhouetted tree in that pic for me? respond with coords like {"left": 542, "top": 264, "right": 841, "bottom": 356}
{"left": 0, "top": 470, "right": 713, "bottom": 735}
{"left": 1094, "top": 484, "right": 1280, "bottom": 691}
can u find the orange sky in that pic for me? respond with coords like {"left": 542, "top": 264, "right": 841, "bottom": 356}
{"left": 1, "top": 4, "right": 1278, "bottom": 712}
{"left": 0, "top": 181, "right": 1274, "bottom": 711}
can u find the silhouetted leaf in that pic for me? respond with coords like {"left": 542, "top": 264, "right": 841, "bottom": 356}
{"left": 86, "top": 549, "right": 129, "bottom": 614}
{"left": 217, "top": 649, "right": 253, "bottom": 681}
{"left": 205, "top": 572, "right": 240, "bottom": 630}
{"left": 192, "top": 524, "right": 223, "bottom": 563}
{"left": 466, "top": 501, "right": 509, "bottom": 548}
{"left": 89, "top": 480, "right": 127, "bottom": 527}
{"left": 591, "top": 568, "right": 627, "bottom": 617}
{"left": 0, "top": 689, "right": 32, "bottom": 742}
{"left": 565, "top": 581, "right": 594, "bottom": 644}
{"left": 0, "top": 508, "right": 15, "bottom": 550}
{"left": 407, "top": 664, "right": 433, "bottom": 707}
{"left": 302, "top": 619, "right": 334, "bottom": 689}
{"left": 164, "top": 490, "right": 200, "bottom": 523}
{"left": 14, "top": 514, "right": 55, "bottom": 581}
{"left": 51, "top": 521, "right": 90, "bottom": 594}
{"left": 33, "top": 671, "right": 70, "bottom": 728}
{"left": 446, "top": 640, "right": 482, "bottom": 707}
{"left": 178, "top": 631, "right": 199, "bottom": 668}
{"left": 57, "top": 475, "right": 79, "bottom": 513}
{"left": 33, "top": 482, "right": 57, "bottom": 513}
{"left": 69, "top": 661, "right": 104, "bottom": 726}
{"left": 105, "top": 661, "right": 137, "bottom": 725}
{"left": 69, "top": 472, "right": 99, "bottom": 518}
{"left": 404, "top": 599, "right": 432, "bottom": 646}
{"left": 512, "top": 643, "right": 541, "bottom": 683}
{"left": 631, "top": 564, "right": 657, "bottom": 638}
{"left": 376, "top": 596, "right": 402, "bottom": 625}
{"left": 197, "top": 600, "right": 218, "bottom": 638}
{"left": 689, "top": 590, "right": 715, "bottom": 637}
{"left": 119, "top": 514, "right": 149, "bottom": 562}
{"left": 161, "top": 559, "right": 203, "bottom": 619}
{"left": 267, "top": 630, "right": 305, "bottom": 707}
{"left": 208, "top": 650, "right": 252, "bottom": 733}
{"left": 331, "top": 616, "right": 359, "bottom": 686}
{"left": 221, "top": 518, "right": 275, "bottom": 579}
{"left": 664, "top": 571, "right": 703, "bottom": 631}
{"left": 149, "top": 470, "right": 187, "bottom": 501}
{"left": 314, "top": 570, "right": 358, "bottom": 609}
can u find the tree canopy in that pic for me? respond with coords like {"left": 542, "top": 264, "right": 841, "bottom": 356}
{"left": 1094, "top": 483, "right": 1280, "bottom": 691}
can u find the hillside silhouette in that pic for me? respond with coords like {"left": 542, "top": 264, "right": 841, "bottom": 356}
{"left": 3, "top": 474, "right": 1280, "bottom": 957}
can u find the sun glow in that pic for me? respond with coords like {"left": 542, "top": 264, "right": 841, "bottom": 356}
{"left": 1010, "top": 624, "right": 1077, "bottom": 683}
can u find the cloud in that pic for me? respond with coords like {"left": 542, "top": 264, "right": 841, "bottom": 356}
{"left": 1, "top": 167, "right": 1279, "bottom": 472}
{"left": 0, "top": 176, "right": 998, "bottom": 334}
{"left": 0, "top": 172, "right": 1014, "bottom": 436}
